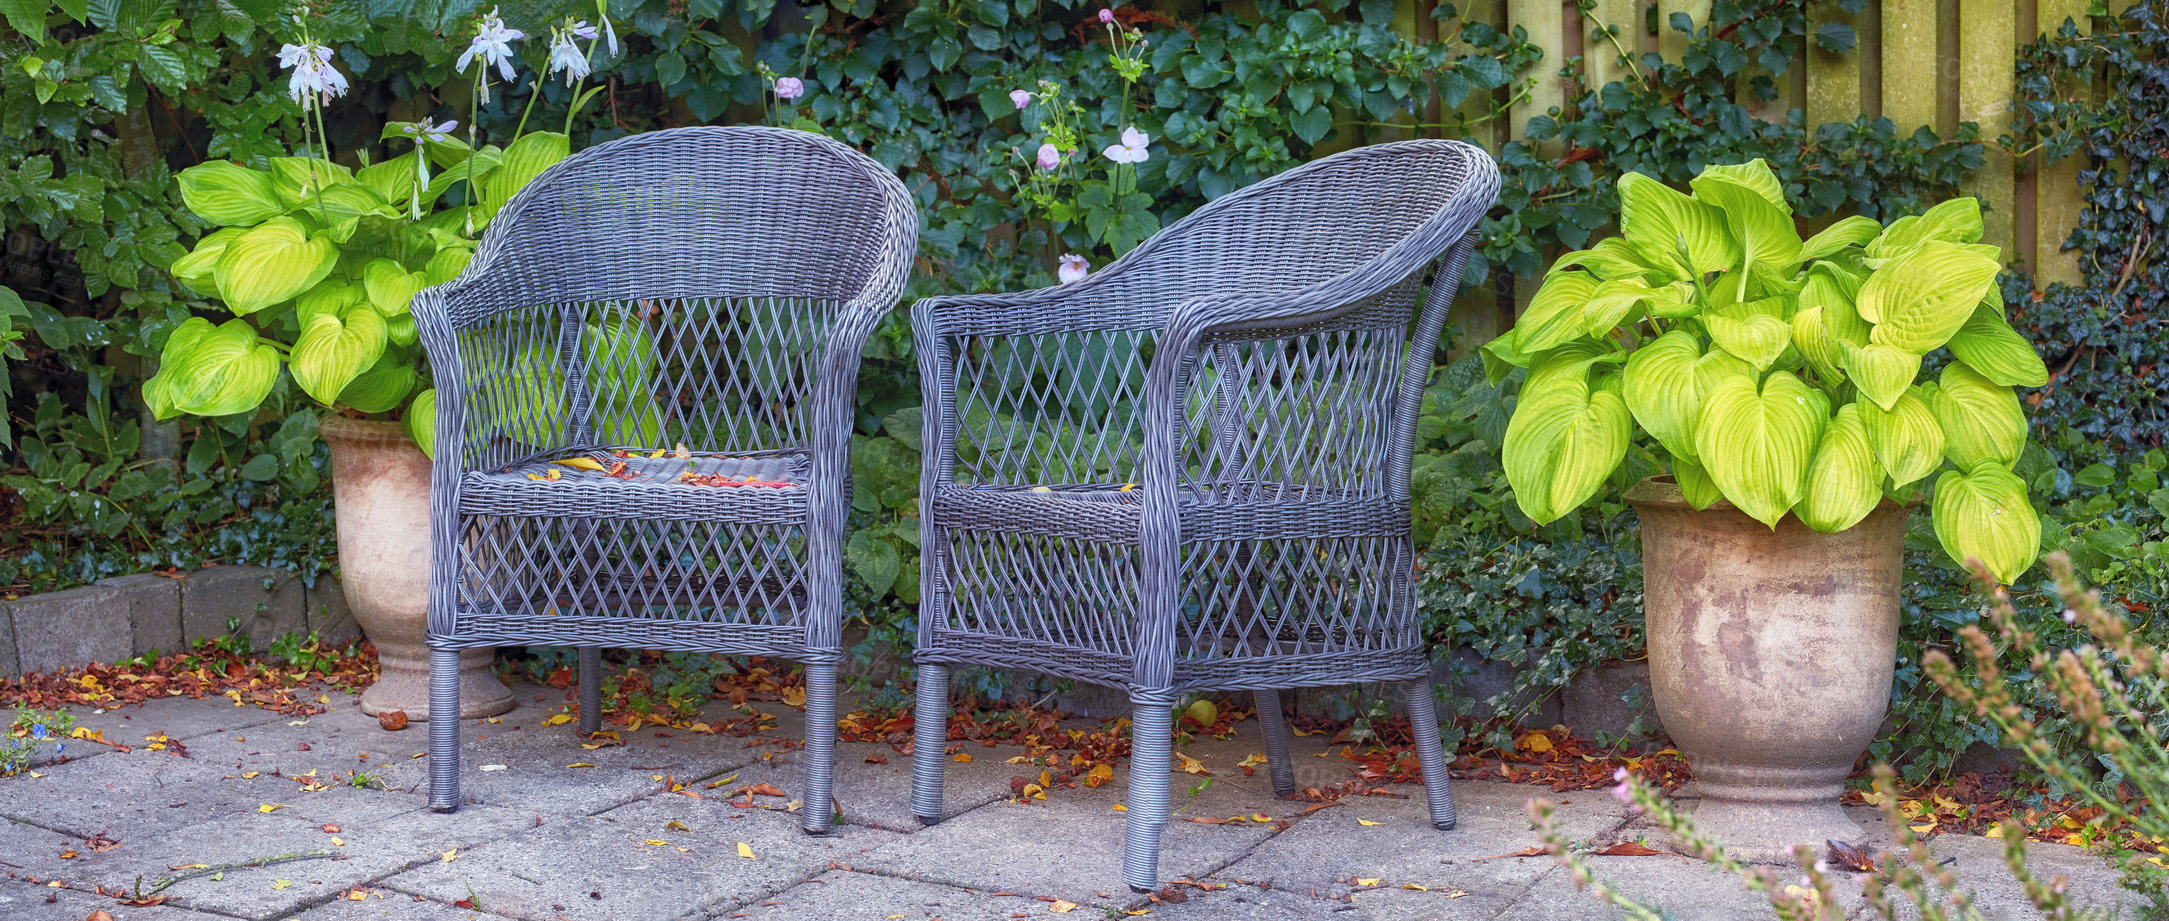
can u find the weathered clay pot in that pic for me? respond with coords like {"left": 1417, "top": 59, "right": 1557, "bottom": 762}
{"left": 1627, "top": 476, "right": 1905, "bottom": 862}
{"left": 320, "top": 415, "right": 512, "bottom": 721}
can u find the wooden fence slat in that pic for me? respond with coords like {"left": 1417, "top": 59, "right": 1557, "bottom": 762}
{"left": 1881, "top": 0, "right": 1940, "bottom": 131}
{"left": 1656, "top": 0, "right": 1700, "bottom": 62}
{"left": 1806, "top": 2, "right": 1864, "bottom": 125}
{"left": 1958, "top": 0, "right": 2017, "bottom": 256}
{"left": 2033, "top": 0, "right": 2089, "bottom": 285}
{"left": 1582, "top": 0, "right": 1640, "bottom": 90}
{"left": 1507, "top": 0, "right": 1567, "bottom": 151}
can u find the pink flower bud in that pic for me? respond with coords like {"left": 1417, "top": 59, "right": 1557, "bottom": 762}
{"left": 1010, "top": 89, "right": 1032, "bottom": 109}
{"left": 774, "top": 76, "right": 804, "bottom": 100}
{"left": 1099, "top": 8, "right": 1115, "bottom": 23}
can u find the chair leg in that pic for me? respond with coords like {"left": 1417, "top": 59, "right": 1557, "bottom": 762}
{"left": 428, "top": 647, "right": 462, "bottom": 812}
{"left": 1404, "top": 676, "right": 1457, "bottom": 831}
{"left": 576, "top": 646, "right": 603, "bottom": 736}
{"left": 909, "top": 663, "right": 951, "bottom": 825}
{"left": 1123, "top": 691, "right": 1177, "bottom": 893}
{"left": 800, "top": 662, "right": 840, "bottom": 834}
{"left": 1251, "top": 688, "right": 1298, "bottom": 798}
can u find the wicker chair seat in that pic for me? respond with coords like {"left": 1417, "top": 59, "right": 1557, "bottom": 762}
{"left": 459, "top": 450, "right": 811, "bottom": 521}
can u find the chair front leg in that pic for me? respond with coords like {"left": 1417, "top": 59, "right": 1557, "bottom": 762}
{"left": 1251, "top": 688, "right": 1298, "bottom": 798}
{"left": 428, "top": 647, "right": 463, "bottom": 812}
{"left": 1122, "top": 690, "right": 1178, "bottom": 893}
{"left": 1404, "top": 676, "right": 1457, "bottom": 830}
{"left": 577, "top": 646, "right": 603, "bottom": 736}
{"left": 800, "top": 661, "right": 841, "bottom": 833}
{"left": 909, "top": 663, "right": 952, "bottom": 825}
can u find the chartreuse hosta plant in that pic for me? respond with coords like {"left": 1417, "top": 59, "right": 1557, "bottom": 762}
{"left": 146, "top": 6, "right": 617, "bottom": 457}
{"left": 1486, "top": 159, "right": 2051, "bottom": 582}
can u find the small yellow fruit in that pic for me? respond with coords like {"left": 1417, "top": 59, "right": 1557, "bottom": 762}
{"left": 1183, "top": 698, "right": 1219, "bottom": 727}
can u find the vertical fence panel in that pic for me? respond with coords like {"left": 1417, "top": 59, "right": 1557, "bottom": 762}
{"left": 1507, "top": 0, "right": 1567, "bottom": 151}
{"left": 1959, "top": 0, "right": 2018, "bottom": 255}
{"left": 1806, "top": 1, "right": 1864, "bottom": 124}
{"left": 1582, "top": 0, "right": 1640, "bottom": 90}
{"left": 1881, "top": 0, "right": 1940, "bottom": 131}
{"left": 1656, "top": 0, "right": 1700, "bottom": 62}
{"left": 2032, "top": 0, "right": 2088, "bottom": 285}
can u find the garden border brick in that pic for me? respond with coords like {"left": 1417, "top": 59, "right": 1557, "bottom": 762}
{"left": 0, "top": 565, "right": 339, "bottom": 678}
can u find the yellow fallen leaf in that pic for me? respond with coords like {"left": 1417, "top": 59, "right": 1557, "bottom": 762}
{"left": 348, "top": 890, "right": 368, "bottom": 901}
{"left": 1910, "top": 823, "right": 1936, "bottom": 834}
{"left": 486, "top": 717, "right": 503, "bottom": 724}
{"left": 1237, "top": 753, "right": 1268, "bottom": 769}
{"left": 1085, "top": 764, "right": 1114, "bottom": 788}
{"left": 1176, "top": 752, "right": 1209, "bottom": 775}
{"left": 241, "top": 771, "right": 259, "bottom": 779}
{"left": 1251, "top": 813, "right": 1271, "bottom": 823}
{"left": 645, "top": 839, "right": 669, "bottom": 846}
{"left": 1111, "top": 804, "right": 1127, "bottom": 811}
{"left": 1355, "top": 878, "right": 1381, "bottom": 887}
{"left": 544, "top": 713, "right": 573, "bottom": 726}
{"left": 1985, "top": 826, "right": 2005, "bottom": 838}
{"left": 688, "top": 722, "right": 713, "bottom": 733}
{"left": 259, "top": 803, "right": 286, "bottom": 813}
{"left": 553, "top": 457, "right": 608, "bottom": 472}
{"left": 441, "top": 849, "right": 457, "bottom": 862}
{"left": 1021, "top": 783, "right": 1046, "bottom": 800}
{"left": 664, "top": 820, "right": 691, "bottom": 832}
{"left": 271, "top": 880, "right": 293, "bottom": 891}
{"left": 26, "top": 771, "right": 42, "bottom": 778}
{"left": 780, "top": 686, "right": 808, "bottom": 707}
{"left": 1403, "top": 883, "right": 1428, "bottom": 891}
{"left": 1859, "top": 790, "right": 1887, "bottom": 806}
{"left": 1117, "top": 483, "right": 1136, "bottom": 492}
{"left": 330, "top": 837, "right": 346, "bottom": 847}
{"left": 737, "top": 842, "right": 756, "bottom": 859}
{"left": 1517, "top": 732, "right": 1554, "bottom": 754}
{"left": 58, "top": 850, "right": 77, "bottom": 859}
{"left": 526, "top": 473, "right": 548, "bottom": 481}
{"left": 886, "top": 915, "right": 907, "bottom": 920}
{"left": 545, "top": 468, "right": 562, "bottom": 481}
{"left": 1051, "top": 900, "right": 1077, "bottom": 913}
{"left": 952, "top": 752, "right": 973, "bottom": 763}
{"left": 566, "top": 762, "right": 596, "bottom": 769}
{"left": 1030, "top": 486, "right": 1054, "bottom": 493}
{"left": 1358, "top": 818, "right": 1383, "bottom": 826}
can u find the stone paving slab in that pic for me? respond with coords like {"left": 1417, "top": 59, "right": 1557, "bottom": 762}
{"left": 378, "top": 802, "right": 890, "bottom": 921}
{"left": 0, "top": 876, "right": 228, "bottom": 920}
{"left": 0, "top": 745, "right": 279, "bottom": 840}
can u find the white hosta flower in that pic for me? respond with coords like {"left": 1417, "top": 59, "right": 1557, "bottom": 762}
{"left": 456, "top": 5, "right": 526, "bottom": 100}
{"left": 548, "top": 28, "right": 590, "bottom": 85}
{"left": 278, "top": 42, "right": 349, "bottom": 104}
{"left": 1102, "top": 126, "right": 1150, "bottom": 164}
{"left": 398, "top": 118, "right": 459, "bottom": 204}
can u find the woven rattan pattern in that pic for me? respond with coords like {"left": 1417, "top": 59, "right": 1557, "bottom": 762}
{"left": 411, "top": 126, "right": 917, "bottom": 834}
{"left": 907, "top": 139, "right": 1501, "bottom": 891}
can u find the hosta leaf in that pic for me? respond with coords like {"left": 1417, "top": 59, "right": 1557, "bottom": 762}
{"left": 1692, "top": 159, "right": 1787, "bottom": 209}
{"left": 1582, "top": 278, "right": 1670, "bottom": 335}
{"left": 295, "top": 280, "right": 365, "bottom": 323}
{"left": 1705, "top": 298, "right": 1792, "bottom": 371}
{"left": 1799, "top": 215, "right": 1882, "bottom": 262}
{"left": 425, "top": 246, "right": 474, "bottom": 284}
{"left": 1798, "top": 403, "right": 1884, "bottom": 533}
{"left": 1866, "top": 197, "right": 1985, "bottom": 259}
{"left": 176, "top": 161, "right": 284, "bottom": 226}
{"left": 213, "top": 217, "right": 337, "bottom": 315}
{"left": 1690, "top": 170, "right": 1801, "bottom": 272}
{"left": 1618, "top": 172, "right": 1740, "bottom": 277}
{"left": 291, "top": 305, "right": 389, "bottom": 405}
{"left": 1932, "top": 463, "right": 2040, "bottom": 584}
{"left": 338, "top": 353, "right": 418, "bottom": 414}
{"left": 1504, "top": 370, "right": 1631, "bottom": 524}
{"left": 403, "top": 387, "right": 437, "bottom": 459}
{"left": 1514, "top": 270, "right": 1603, "bottom": 354}
{"left": 1694, "top": 371, "right": 1824, "bottom": 528}
{"left": 1671, "top": 455, "right": 1724, "bottom": 510}
{"left": 481, "top": 131, "right": 571, "bottom": 219}
{"left": 169, "top": 226, "right": 245, "bottom": 295}
{"left": 489, "top": 341, "right": 566, "bottom": 446}
{"left": 1946, "top": 305, "right": 2049, "bottom": 387}
{"left": 1479, "top": 328, "right": 1529, "bottom": 385}
{"left": 586, "top": 313, "right": 663, "bottom": 444}
{"left": 1859, "top": 241, "right": 2000, "bottom": 352}
{"left": 1523, "top": 340, "right": 1627, "bottom": 400}
{"left": 1931, "top": 362, "right": 2026, "bottom": 470}
{"left": 143, "top": 317, "right": 280, "bottom": 419}
{"left": 362, "top": 258, "right": 429, "bottom": 316}
{"left": 387, "top": 314, "right": 418, "bottom": 348}
{"left": 1552, "top": 237, "right": 1669, "bottom": 282}
{"left": 1861, "top": 386, "right": 1945, "bottom": 488}
{"left": 1838, "top": 339, "right": 1924, "bottom": 411}
{"left": 1622, "top": 330, "right": 1710, "bottom": 459}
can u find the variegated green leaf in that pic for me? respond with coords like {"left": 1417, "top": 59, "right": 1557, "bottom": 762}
{"left": 1621, "top": 330, "right": 1705, "bottom": 459}
{"left": 362, "top": 258, "right": 430, "bottom": 316}
{"left": 1837, "top": 339, "right": 1924, "bottom": 411}
{"left": 176, "top": 161, "right": 285, "bottom": 226}
{"left": 1861, "top": 385, "right": 1945, "bottom": 488}
{"left": 168, "top": 226, "right": 245, "bottom": 295}
{"left": 1694, "top": 371, "right": 1824, "bottom": 528}
{"left": 291, "top": 304, "right": 389, "bottom": 406}
{"left": 1931, "top": 361, "right": 2026, "bottom": 470}
{"left": 1551, "top": 237, "right": 1668, "bottom": 282}
{"left": 1692, "top": 158, "right": 1786, "bottom": 208}
{"left": 212, "top": 217, "right": 337, "bottom": 315}
{"left": 1690, "top": 170, "right": 1801, "bottom": 273}
{"left": 1705, "top": 298, "right": 1792, "bottom": 371}
{"left": 1946, "top": 305, "right": 2050, "bottom": 387}
{"left": 425, "top": 246, "right": 473, "bottom": 284}
{"left": 481, "top": 131, "right": 571, "bottom": 219}
{"left": 339, "top": 353, "right": 419, "bottom": 414}
{"left": 1866, "top": 197, "right": 1985, "bottom": 259}
{"left": 1672, "top": 455, "right": 1724, "bottom": 510}
{"left": 1514, "top": 270, "right": 1604, "bottom": 354}
{"left": 142, "top": 317, "right": 281, "bottom": 419}
{"left": 403, "top": 387, "right": 437, "bottom": 459}
{"left": 1932, "top": 462, "right": 2040, "bottom": 584}
{"left": 1798, "top": 403, "right": 1884, "bottom": 533}
{"left": 1799, "top": 215, "right": 1882, "bottom": 262}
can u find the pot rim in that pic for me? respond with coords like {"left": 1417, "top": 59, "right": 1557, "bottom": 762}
{"left": 318, "top": 413, "right": 417, "bottom": 447}
{"left": 1624, "top": 475, "right": 1915, "bottom": 518}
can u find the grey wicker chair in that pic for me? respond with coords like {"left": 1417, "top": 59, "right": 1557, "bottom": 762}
{"left": 411, "top": 126, "right": 917, "bottom": 832}
{"left": 906, "top": 139, "right": 1500, "bottom": 890}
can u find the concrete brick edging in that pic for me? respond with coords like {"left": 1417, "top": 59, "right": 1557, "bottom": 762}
{"left": 0, "top": 565, "right": 358, "bottom": 679}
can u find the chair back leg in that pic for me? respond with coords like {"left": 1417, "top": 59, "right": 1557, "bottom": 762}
{"left": 428, "top": 647, "right": 463, "bottom": 812}
{"left": 576, "top": 646, "right": 604, "bottom": 736}
{"left": 1122, "top": 690, "right": 1178, "bottom": 893}
{"left": 799, "top": 662, "right": 841, "bottom": 833}
{"left": 909, "top": 663, "right": 952, "bottom": 824}
{"left": 1251, "top": 688, "right": 1298, "bottom": 798}
{"left": 1403, "top": 676, "right": 1457, "bottom": 830}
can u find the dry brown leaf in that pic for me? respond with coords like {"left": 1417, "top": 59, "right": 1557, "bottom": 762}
{"left": 377, "top": 710, "right": 408, "bottom": 731}
{"left": 1593, "top": 842, "right": 1666, "bottom": 857}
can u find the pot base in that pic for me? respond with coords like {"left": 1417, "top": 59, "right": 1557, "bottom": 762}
{"left": 1676, "top": 796, "right": 1867, "bottom": 865}
{"left": 359, "top": 644, "right": 513, "bottom": 721}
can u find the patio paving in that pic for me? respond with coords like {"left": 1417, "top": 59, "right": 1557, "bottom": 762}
{"left": 0, "top": 682, "right": 2142, "bottom": 920}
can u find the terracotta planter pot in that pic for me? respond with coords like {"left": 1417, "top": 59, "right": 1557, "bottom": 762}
{"left": 1627, "top": 477, "right": 1905, "bottom": 861}
{"left": 320, "top": 415, "right": 512, "bottom": 721}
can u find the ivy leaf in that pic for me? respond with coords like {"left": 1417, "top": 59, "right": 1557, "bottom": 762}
{"left": 1814, "top": 22, "right": 1857, "bottom": 53}
{"left": 846, "top": 531, "right": 902, "bottom": 596}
